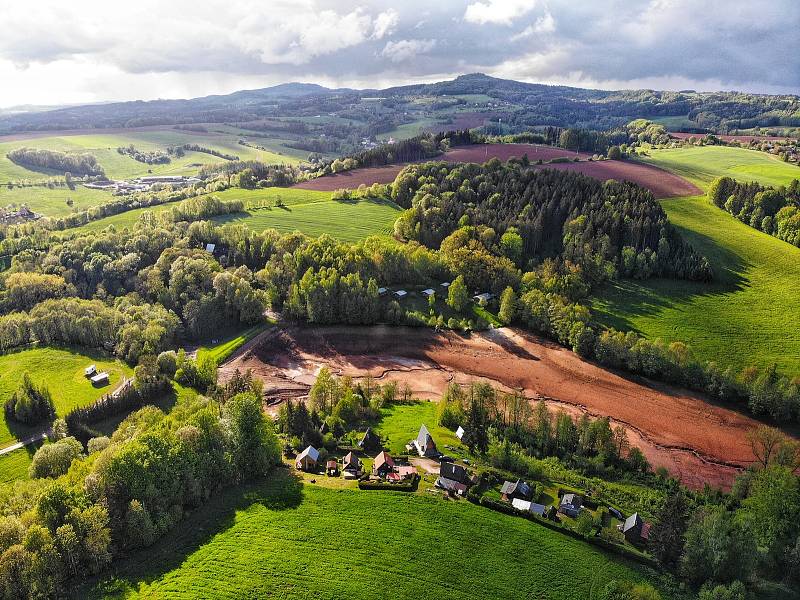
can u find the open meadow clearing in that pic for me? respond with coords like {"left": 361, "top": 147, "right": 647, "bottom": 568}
{"left": 0, "top": 346, "right": 132, "bottom": 447}
{"left": 593, "top": 146, "right": 800, "bottom": 375}
{"left": 84, "top": 471, "right": 678, "bottom": 600}
{"left": 376, "top": 401, "right": 462, "bottom": 455}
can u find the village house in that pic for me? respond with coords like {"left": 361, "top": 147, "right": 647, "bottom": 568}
{"left": 435, "top": 462, "right": 471, "bottom": 496}
{"left": 393, "top": 289, "right": 407, "bottom": 300}
{"left": 619, "top": 512, "right": 651, "bottom": 544}
{"left": 559, "top": 493, "right": 583, "bottom": 518}
{"left": 358, "top": 428, "right": 382, "bottom": 452}
{"left": 421, "top": 288, "right": 435, "bottom": 298}
{"left": 90, "top": 372, "right": 109, "bottom": 386}
{"left": 84, "top": 364, "right": 97, "bottom": 377}
{"left": 372, "top": 451, "right": 395, "bottom": 478}
{"left": 295, "top": 445, "right": 320, "bottom": 471}
{"left": 411, "top": 424, "right": 438, "bottom": 457}
{"left": 342, "top": 452, "right": 362, "bottom": 478}
{"left": 512, "top": 499, "right": 549, "bottom": 517}
{"left": 500, "top": 479, "right": 533, "bottom": 502}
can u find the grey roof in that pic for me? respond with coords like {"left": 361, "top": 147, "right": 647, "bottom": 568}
{"left": 297, "top": 446, "right": 319, "bottom": 462}
{"left": 501, "top": 479, "right": 531, "bottom": 498}
{"left": 440, "top": 462, "right": 469, "bottom": 484}
{"left": 561, "top": 493, "right": 582, "bottom": 508}
{"left": 512, "top": 499, "right": 548, "bottom": 516}
{"left": 436, "top": 476, "right": 468, "bottom": 495}
{"left": 622, "top": 512, "right": 643, "bottom": 533}
{"left": 416, "top": 424, "right": 435, "bottom": 452}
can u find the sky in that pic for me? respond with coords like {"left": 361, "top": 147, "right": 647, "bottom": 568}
{"left": 1, "top": 0, "right": 798, "bottom": 108}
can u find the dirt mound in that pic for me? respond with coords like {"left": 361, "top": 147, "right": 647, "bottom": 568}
{"left": 222, "top": 324, "right": 783, "bottom": 490}
{"left": 293, "top": 144, "right": 699, "bottom": 198}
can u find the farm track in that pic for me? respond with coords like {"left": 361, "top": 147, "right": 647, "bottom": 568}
{"left": 220, "top": 324, "right": 790, "bottom": 490}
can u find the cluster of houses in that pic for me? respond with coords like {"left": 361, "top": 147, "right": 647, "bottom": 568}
{"left": 84, "top": 175, "right": 202, "bottom": 194}
{"left": 84, "top": 364, "right": 109, "bottom": 386}
{"left": 376, "top": 282, "right": 493, "bottom": 306}
{"left": 0, "top": 205, "right": 40, "bottom": 225}
{"left": 498, "top": 476, "right": 650, "bottom": 545}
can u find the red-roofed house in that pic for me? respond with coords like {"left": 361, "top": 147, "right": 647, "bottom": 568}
{"left": 372, "top": 451, "right": 395, "bottom": 478}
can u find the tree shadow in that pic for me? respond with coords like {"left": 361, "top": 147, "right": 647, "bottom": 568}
{"left": 83, "top": 468, "right": 305, "bottom": 598}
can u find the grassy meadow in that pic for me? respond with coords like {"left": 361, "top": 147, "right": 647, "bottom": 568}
{"left": 84, "top": 471, "right": 677, "bottom": 600}
{"left": 376, "top": 401, "right": 462, "bottom": 455}
{"left": 0, "top": 346, "right": 132, "bottom": 447}
{"left": 594, "top": 146, "right": 800, "bottom": 375}
{"left": 0, "top": 127, "right": 302, "bottom": 217}
{"left": 195, "top": 322, "right": 271, "bottom": 364}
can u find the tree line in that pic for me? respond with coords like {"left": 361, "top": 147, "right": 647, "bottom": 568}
{"left": 7, "top": 148, "right": 105, "bottom": 178}
{"left": 708, "top": 176, "right": 800, "bottom": 247}
{"left": 116, "top": 144, "right": 171, "bottom": 164}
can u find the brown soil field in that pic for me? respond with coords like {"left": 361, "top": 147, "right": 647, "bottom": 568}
{"left": 670, "top": 131, "right": 796, "bottom": 143}
{"left": 220, "top": 325, "right": 785, "bottom": 490}
{"left": 293, "top": 143, "right": 699, "bottom": 198}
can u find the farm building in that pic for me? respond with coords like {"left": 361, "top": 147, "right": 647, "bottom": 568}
{"left": 296, "top": 446, "right": 320, "bottom": 471}
{"left": 421, "top": 288, "right": 435, "bottom": 298}
{"left": 500, "top": 479, "right": 533, "bottom": 502}
{"left": 90, "top": 372, "right": 109, "bottom": 386}
{"left": 559, "top": 493, "right": 583, "bottom": 518}
{"left": 393, "top": 290, "right": 407, "bottom": 299}
{"left": 619, "top": 513, "right": 650, "bottom": 544}
{"left": 455, "top": 425, "right": 465, "bottom": 440}
{"left": 372, "top": 451, "right": 395, "bottom": 478}
{"left": 326, "top": 460, "right": 338, "bottom": 476}
{"left": 84, "top": 364, "right": 97, "bottom": 377}
{"left": 411, "top": 424, "right": 438, "bottom": 457}
{"left": 342, "top": 452, "right": 362, "bottom": 477}
{"left": 358, "top": 428, "right": 382, "bottom": 452}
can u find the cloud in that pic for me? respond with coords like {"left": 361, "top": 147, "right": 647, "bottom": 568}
{"left": 511, "top": 12, "right": 556, "bottom": 41}
{"left": 372, "top": 9, "right": 399, "bottom": 40}
{"left": 464, "top": 0, "right": 537, "bottom": 26}
{"left": 380, "top": 39, "right": 437, "bottom": 64}
{"left": 0, "top": 0, "right": 797, "bottom": 107}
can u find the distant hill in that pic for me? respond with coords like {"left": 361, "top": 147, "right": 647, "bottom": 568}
{"left": 0, "top": 73, "right": 797, "bottom": 135}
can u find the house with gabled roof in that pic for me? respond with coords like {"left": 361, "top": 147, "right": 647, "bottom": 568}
{"left": 372, "top": 451, "right": 395, "bottom": 478}
{"left": 357, "top": 427, "right": 381, "bottom": 452}
{"left": 512, "top": 499, "right": 548, "bottom": 516}
{"left": 436, "top": 462, "right": 472, "bottom": 495}
{"left": 619, "top": 512, "right": 650, "bottom": 544}
{"left": 342, "top": 452, "right": 362, "bottom": 477}
{"left": 295, "top": 445, "right": 320, "bottom": 471}
{"left": 500, "top": 479, "right": 533, "bottom": 502}
{"left": 412, "top": 424, "right": 438, "bottom": 457}
{"left": 559, "top": 493, "right": 583, "bottom": 518}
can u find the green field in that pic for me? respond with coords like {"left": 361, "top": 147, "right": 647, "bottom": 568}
{"left": 196, "top": 323, "right": 271, "bottom": 364}
{"left": 0, "top": 346, "right": 132, "bottom": 447}
{"left": 85, "top": 471, "right": 676, "bottom": 599}
{"left": 376, "top": 401, "right": 462, "bottom": 455}
{"left": 211, "top": 197, "right": 401, "bottom": 243}
{"left": 594, "top": 146, "right": 800, "bottom": 375}
{"left": 0, "top": 440, "right": 41, "bottom": 484}
{"left": 0, "top": 128, "right": 302, "bottom": 217}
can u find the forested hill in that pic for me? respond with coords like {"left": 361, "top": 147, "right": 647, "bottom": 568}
{"left": 1, "top": 73, "right": 797, "bottom": 135}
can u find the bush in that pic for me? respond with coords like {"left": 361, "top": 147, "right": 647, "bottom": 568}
{"left": 87, "top": 436, "right": 111, "bottom": 454}
{"left": 28, "top": 437, "right": 84, "bottom": 478}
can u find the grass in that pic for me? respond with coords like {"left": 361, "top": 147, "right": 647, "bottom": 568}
{"left": 195, "top": 322, "right": 271, "bottom": 364}
{"left": 593, "top": 146, "right": 800, "bottom": 375}
{"left": 211, "top": 196, "right": 402, "bottom": 243}
{"left": 0, "top": 346, "right": 132, "bottom": 447}
{"left": 83, "top": 471, "right": 679, "bottom": 599}
{"left": 0, "top": 440, "right": 41, "bottom": 484}
{"left": 375, "top": 401, "right": 462, "bottom": 455}
{"left": 0, "top": 128, "right": 303, "bottom": 217}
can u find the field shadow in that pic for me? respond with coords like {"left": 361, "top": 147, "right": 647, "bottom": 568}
{"left": 82, "top": 468, "right": 305, "bottom": 598}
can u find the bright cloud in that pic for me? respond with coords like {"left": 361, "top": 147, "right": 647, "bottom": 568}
{"left": 380, "top": 39, "right": 437, "bottom": 64}
{"left": 464, "top": 0, "right": 537, "bottom": 26}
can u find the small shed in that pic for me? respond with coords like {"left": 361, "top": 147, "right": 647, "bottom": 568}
{"left": 619, "top": 512, "right": 650, "bottom": 544}
{"left": 421, "top": 288, "right": 435, "bottom": 298}
{"left": 90, "top": 372, "right": 109, "bottom": 386}
{"left": 205, "top": 243, "right": 216, "bottom": 253}
{"left": 455, "top": 425, "right": 465, "bottom": 440}
{"left": 326, "top": 460, "right": 338, "bottom": 476}
{"left": 512, "top": 499, "right": 548, "bottom": 516}
{"left": 473, "top": 292, "right": 492, "bottom": 304}
{"left": 378, "top": 287, "right": 388, "bottom": 297}
{"left": 84, "top": 364, "right": 97, "bottom": 377}
{"left": 393, "top": 290, "right": 407, "bottom": 299}
{"left": 440, "top": 281, "right": 451, "bottom": 289}
{"left": 295, "top": 445, "right": 320, "bottom": 471}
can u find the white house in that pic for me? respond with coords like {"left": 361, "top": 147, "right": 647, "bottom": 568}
{"left": 412, "top": 424, "right": 438, "bottom": 457}
{"left": 455, "top": 426, "right": 465, "bottom": 440}
{"left": 421, "top": 288, "right": 435, "bottom": 298}
{"left": 295, "top": 446, "right": 320, "bottom": 471}
{"left": 393, "top": 290, "right": 407, "bottom": 299}
{"left": 512, "top": 498, "right": 548, "bottom": 516}
{"left": 84, "top": 364, "right": 97, "bottom": 377}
